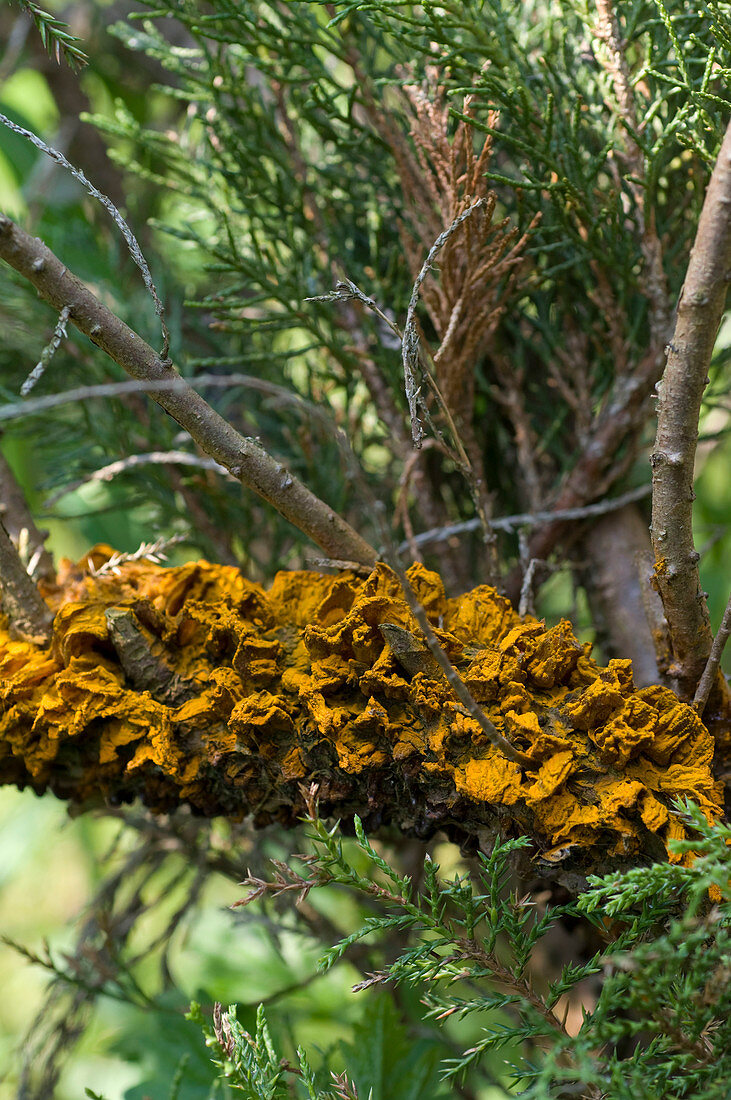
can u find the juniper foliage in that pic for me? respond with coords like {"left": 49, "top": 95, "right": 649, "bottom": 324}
{"left": 4, "top": 0, "right": 730, "bottom": 586}
{"left": 13, "top": 0, "right": 88, "bottom": 70}
{"left": 199, "top": 802, "right": 731, "bottom": 1099}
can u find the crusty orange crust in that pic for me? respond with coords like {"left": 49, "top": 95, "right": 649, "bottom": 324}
{"left": 0, "top": 547, "right": 721, "bottom": 869}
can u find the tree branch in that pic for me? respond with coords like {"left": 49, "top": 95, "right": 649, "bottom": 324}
{"left": 0, "top": 517, "right": 53, "bottom": 644}
{"left": 0, "top": 444, "right": 54, "bottom": 580}
{"left": 694, "top": 590, "right": 731, "bottom": 716}
{"left": 0, "top": 215, "right": 377, "bottom": 569}
{"left": 650, "top": 119, "right": 731, "bottom": 699}
{"left": 399, "top": 483, "right": 652, "bottom": 552}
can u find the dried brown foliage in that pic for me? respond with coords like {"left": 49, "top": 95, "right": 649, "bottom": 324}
{"left": 381, "top": 75, "right": 538, "bottom": 475}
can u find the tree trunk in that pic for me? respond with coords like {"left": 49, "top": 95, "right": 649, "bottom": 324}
{"left": 580, "top": 504, "right": 664, "bottom": 688}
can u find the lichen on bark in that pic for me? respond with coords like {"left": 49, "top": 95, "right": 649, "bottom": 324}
{"left": 0, "top": 547, "right": 721, "bottom": 875}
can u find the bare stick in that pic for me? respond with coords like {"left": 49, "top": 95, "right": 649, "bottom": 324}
{"left": 693, "top": 592, "right": 731, "bottom": 716}
{"left": 0, "top": 518, "right": 53, "bottom": 644}
{"left": 518, "top": 558, "right": 543, "bottom": 619}
{"left": 650, "top": 119, "right": 731, "bottom": 699}
{"left": 0, "top": 215, "right": 377, "bottom": 568}
{"left": 308, "top": 278, "right": 402, "bottom": 342}
{"left": 402, "top": 198, "right": 487, "bottom": 446}
{"left": 399, "top": 483, "right": 652, "bottom": 552}
{"left": 0, "top": 372, "right": 337, "bottom": 424}
{"left": 20, "top": 304, "right": 70, "bottom": 395}
{"left": 0, "top": 113, "right": 169, "bottom": 359}
{"left": 44, "top": 450, "right": 235, "bottom": 507}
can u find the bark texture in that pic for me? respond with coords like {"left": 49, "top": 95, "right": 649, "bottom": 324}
{"left": 651, "top": 119, "right": 731, "bottom": 700}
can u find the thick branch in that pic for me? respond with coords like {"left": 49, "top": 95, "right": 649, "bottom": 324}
{"left": 0, "top": 518, "right": 53, "bottom": 643}
{"left": 0, "top": 215, "right": 377, "bottom": 569}
{"left": 581, "top": 504, "right": 662, "bottom": 688}
{"left": 650, "top": 119, "right": 731, "bottom": 699}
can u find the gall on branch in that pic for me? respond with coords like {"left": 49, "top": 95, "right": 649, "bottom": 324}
{"left": 0, "top": 546, "right": 720, "bottom": 882}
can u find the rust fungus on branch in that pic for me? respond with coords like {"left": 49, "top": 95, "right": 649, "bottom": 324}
{"left": 0, "top": 548, "right": 721, "bottom": 874}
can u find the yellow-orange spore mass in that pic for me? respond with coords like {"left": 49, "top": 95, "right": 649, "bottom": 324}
{"left": 0, "top": 547, "right": 721, "bottom": 870}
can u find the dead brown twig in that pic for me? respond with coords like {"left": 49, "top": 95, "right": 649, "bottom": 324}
{"left": 364, "top": 74, "right": 539, "bottom": 586}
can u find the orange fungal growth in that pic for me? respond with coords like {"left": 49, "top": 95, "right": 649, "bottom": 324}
{"left": 0, "top": 547, "right": 722, "bottom": 874}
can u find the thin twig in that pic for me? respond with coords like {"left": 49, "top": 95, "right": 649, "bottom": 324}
{"left": 402, "top": 198, "right": 487, "bottom": 447}
{"left": 306, "top": 556, "right": 374, "bottom": 575}
{"left": 307, "top": 279, "right": 402, "bottom": 342}
{"left": 519, "top": 559, "right": 543, "bottom": 619}
{"left": 393, "top": 438, "right": 449, "bottom": 565}
{"left": 309, "top": 279, "right": 463, "bottom": 464}
{"left": 650, "top": 118, "right": 731, "bottom": 699}
{"left": 0, "top": 373, "right": 336, "bottom": 423}
{"left": 402, "top": 199, "right": 504, "bottom": 580}
{"left": 0, "top": 216, "right": 377, "bottom": 568}
{"left": 398, "top": 483, "right": 652, "bottom": 553}
{"left": 20, "top": 304, "right": 70, "bottom": 395}
{"left": 88, "top": 535, "right": 185, "bottom": 577}
{"left": 416, "top": 344, "right": 501, "bottom": 580}
{"left": 0, "top": 113, "right": 169, "bottom": 358}
{"left": 311, "top": 272, "right": 501, "bottom": 583}
{"left": 693, "top": 592, "right": 731, "bottom": 716}
{"left": 43, "top": 450, "right": 235, "bottom": 507}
